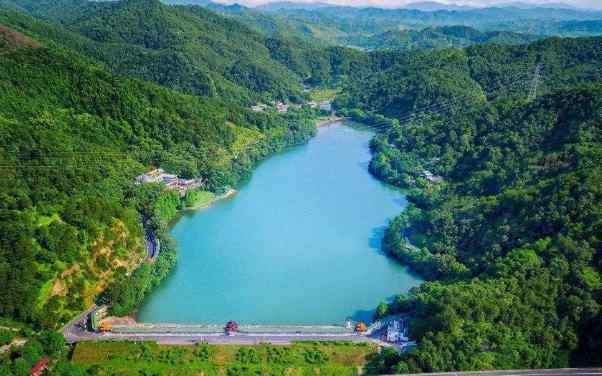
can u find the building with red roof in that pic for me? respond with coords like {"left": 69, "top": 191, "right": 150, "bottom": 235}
{"left": 29, "top": 356, "right": 49, "bottom": 376}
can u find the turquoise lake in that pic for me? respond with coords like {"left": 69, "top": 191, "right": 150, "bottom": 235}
{"left": 137, "top": 121, "right": 422, "bottom": 325}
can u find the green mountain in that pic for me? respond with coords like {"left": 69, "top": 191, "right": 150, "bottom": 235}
{"left": 337, "top": 37, "right": 602, "bottom": 117}
{"left": 369, "top": 83, "right": 602, "bottom": 373}
{"left": 557, "top": 19, "right": 602, "bottom": 35}
{"left": 169, "top": 1, "right": 602, "bottom": 50}
{"left": 0, "top": 0, "right": 349, "bottom": 103}
{"left": 257, "top": 3, "right": 602, "bottom": 31}
{"left": 335, "top": 36, "right": 602, "bottom": 372}
{"left": 0, "top": 20, "right": 315, "bottom": 330}
{"left": 0, "top": 0, "right": 365, "bottom": 336}
{"left": 340, "top": 25, "right": 541, "bottom": 50}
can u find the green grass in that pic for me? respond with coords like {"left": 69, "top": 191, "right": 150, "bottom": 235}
{"left": 36, "top": 213, "right": 61, "bottom": 227}
{"left": 35, "top": 277, "right": 56, "bottom": 311}
{"left": 0, "top": 329, "right": 16, "bottom": 346}
{"left": 228, "top": 122, "right": 263, "bottom": 155}
{"left": 0, "top": 317, "right": 27, "bottom": 331}
{"left": 71, "top": 341, "right": 376, "bottom": 375}
{"left": 310, "top": 88, "right": 339, "bottom": 102}
{"left": 184, "top": 190, "right": 216, "bottom": 209}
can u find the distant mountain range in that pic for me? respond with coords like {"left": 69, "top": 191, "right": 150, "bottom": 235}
{"left": 163, "top": 0, "right": 590, "bottom": 11}
{"left": 255, "top": 1, "right": 335, "bottom": 11}
{"left": 342, "top": 25, "right": 541, "bottom": 50}
{"left": 203, "top": 0, "right": 598, "bottom": 11}
{"left": 493, "top": 1, "right": 578, "bottom": 9}
{"left": 402, "top": 1, "right": 478, "bottom": 11}
{"left": 165, "top": 0, "right": 602, "bottom": 49}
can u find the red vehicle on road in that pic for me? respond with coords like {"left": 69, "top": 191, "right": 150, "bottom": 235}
{"left": 225, "top": 320, "right": 238, "bottom": 335}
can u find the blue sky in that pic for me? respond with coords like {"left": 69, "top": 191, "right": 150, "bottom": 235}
{"left": 214, "top": 0, "right": 602, "bottom": 9}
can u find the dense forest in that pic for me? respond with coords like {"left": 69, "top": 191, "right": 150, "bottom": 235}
{"left": 0, "top": 0, "right": 368, "bottom": 102}
{"left": 335, "top": 37, "right": 602, "bottom": 372}
{"left": 337, "top": 26, "right": 540, "bottom": 51}
{"left": 190, "top": 0, "right": 602, "bottom": 49}
{"left": 0, "top": 17, "right": 316, "bottom": 330}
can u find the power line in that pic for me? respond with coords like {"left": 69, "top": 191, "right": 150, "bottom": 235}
{"left": 529, "top": 63, "right": 544, "bottom": 101}
{"left": 357, "top": 64, "right": 543, "bottom": 133}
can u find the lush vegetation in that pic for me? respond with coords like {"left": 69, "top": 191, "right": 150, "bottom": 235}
{"left": 0, "top": 329, "right": 16, "bottom": 347}
{"left": 0, "top": 0, "right": 366, "bottom": 103}
{"left": 0, "top": 329, "right": 69, "bottom": 376}
{"left": 335, "top": 37, "right": 602, "bottom": 372}
{"left": 183, "top": 190, "right": 216, "bottom": 209}
{"left": 0, "top": 16, "right": 315, "bottom": 331}
{"left": 0, "top": 0, "right": 300, "bottom": 102}
{"left": 341, "top": 26, "right": 540, "bottom": 51}
{"left": 200, "top": 2, "right": 602, "bottom": 50}
{"left": 69, "top": 341, "right": 374, "bottom": 375}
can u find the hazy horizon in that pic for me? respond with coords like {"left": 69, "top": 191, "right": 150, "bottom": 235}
{"left": 211, "top": 0, "right": 602, "bottom": 10}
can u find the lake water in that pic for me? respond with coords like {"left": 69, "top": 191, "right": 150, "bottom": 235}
{"left": 137, "top": 121, "right": 422, "bottom": 325}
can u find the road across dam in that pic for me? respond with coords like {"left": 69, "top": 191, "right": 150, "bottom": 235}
{"left": 62, "top": 306, "right": 372, "bottom": 345}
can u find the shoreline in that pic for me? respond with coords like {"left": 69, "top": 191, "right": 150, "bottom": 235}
{"left": 316, "top": 116, "right": 344, "bottom": 128}
{"left": 65, "top": 120, "right": 419, "bottom": 346}
{"left": 181, "top": 188, "right": 237, "bottom": 212}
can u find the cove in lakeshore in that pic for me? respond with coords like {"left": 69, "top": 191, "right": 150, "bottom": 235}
{"left": 137, "top": 121, "right": 423, "bottom": 325}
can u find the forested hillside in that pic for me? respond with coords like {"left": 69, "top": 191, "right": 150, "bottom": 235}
{"left": 337, "top": 37, "right": 602, "bottom": 117}
{"left": 335, "top": 37, "right": 602, "bottom": 372}
{"left": 0, "top": 22, "right": 315, "bottom": 330}
{"left": 157, "top": 1, "right": 602, "bottom": 50}
{"left": 0, "top": 0, "right": 363, "bottom": 103}
{"left": 344, "top": 26, "right": 540, "bottom": 50}
{"left": 0, "top": 0, "right": 296, "bottom": 102}
{"left": 256, "top": 4, "right": 602, "bottom": 32}
{"left": 14, "top": 0, "right": 595, "bottom": 54}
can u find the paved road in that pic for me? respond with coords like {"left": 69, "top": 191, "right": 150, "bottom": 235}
{"left": 110, "top": 333, "right": 370, "bottom": 345}
{"left": 0, "top": 338, "right": 27, "bottom": 354}
{"left": 62, "top": 309, "right": 371, "bottom": 344}
{"left": 65, "top": 328, "right": 372, "bottom": 345}
{"left": 145, "top": 227, "right": 158, "bottom": 259}
{"left": 389, "top": 369, "right": 602, "bottom": 376}
{"left": 62, "top": 305, "right": 98, "bottom": 343}
{"left": 62, "top": 306, "right": 372, "bottom": 345}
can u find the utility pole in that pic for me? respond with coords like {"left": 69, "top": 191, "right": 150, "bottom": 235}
{"left": 529, "top": 63, "right": 543, "bottom": 101}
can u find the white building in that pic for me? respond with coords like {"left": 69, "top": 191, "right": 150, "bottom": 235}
{"left": 385, "top": 319, "right": 409, "bottom": 343}
{"left": 135, "top": 169, "right": 203, "bottom": 195}
{"left": 251, "top": 104, "right": 267, "bottom": 112}
{"left": 276, "top": 102, "right": 289, "bottom": 113}
{"left": 135, "top": 168, "right": 169, "bottom": 184}
{"left": 319, "top": 101, "right": 332, "bottom": 112}
{"left": 386, "top": 320, "right": 401, "bottom": 342}
{"left": 421, "top": 170, "right": 443, "bottom": 183}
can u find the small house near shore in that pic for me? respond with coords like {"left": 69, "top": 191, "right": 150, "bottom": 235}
{"left": 319, "top": 101, "right": 332, "bottom": 112}
{"left": 420, "top": 170, "right": 442, "bottom": 183}
{"left": 136, "top": 169, "right": 203, "bottom": 196}
{"left": 251, "top": 103, "right": 267, "bottom": 112}
{"left": 276, "top": 102, "right": 289, "bottom": 113}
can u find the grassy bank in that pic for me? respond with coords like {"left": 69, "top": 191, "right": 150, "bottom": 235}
{"left": 71, "top": 341, "right": 376, "bottom": 375}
